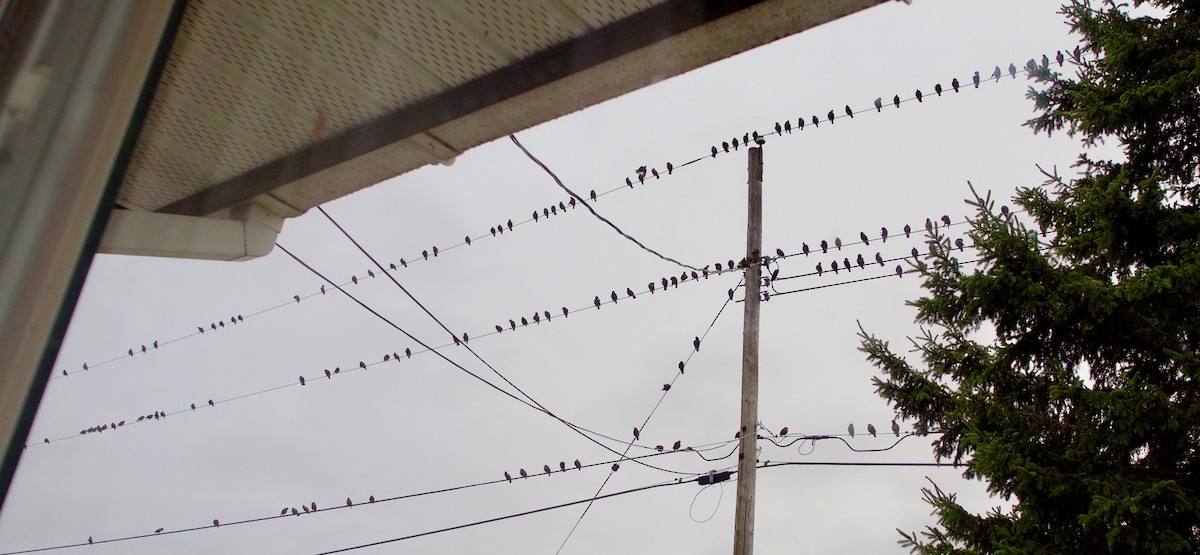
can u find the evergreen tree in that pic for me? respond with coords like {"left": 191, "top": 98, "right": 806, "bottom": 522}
{"left": 859, "top": 1, "right": 1200, "bottom": 552}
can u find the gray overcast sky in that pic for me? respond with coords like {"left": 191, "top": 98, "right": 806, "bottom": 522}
{"left": 1, "top": 1, "right": 1101, "bottom": 553}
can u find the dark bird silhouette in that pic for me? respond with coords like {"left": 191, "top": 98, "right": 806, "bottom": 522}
{"left": 626, "top": 177, "right": 633, "bottom": 188}
{"left": 544, "top": 310, "right": 551, "bottom": 321}
{"left": 693, "top": 336, "right": 701, "bottom": 351}
{"left": 815, "top": 262, "right": 823, "bottom": 276}
{"left": 533, "top": 211, "right": 539, "bottom": 222}
{"left": 633, "top": 427, "right": 640, "bottom": 440}
{"left": 732, "top": 137, "right": 739, "bottom": 150}
{"left": 1056, "top": 50, "right": 1064, "bottom": 66}
{"left": 544, "top": 465, "right": 552, "bottom": 475}
{"left": 303, "top": 506, "right": 310, "bottom": 514}
{"left": 728, "top": 288, "right": 734, "bottom": 300}
{"left": 542, "top": 208, "right": 549, "bottom": 218}
{"left": 844, "top": 105, "right": 853, "bottom": 118}
{"left": 880, "top": 227, "right": 889, "bottom": 243}
{"left": 911, "top": 247, "right": 920, "bottom": 259}
{"left": 1027, "top": 58, "right": 1038, "bottom": 72}
{"left": 951, "top": 77, "right": 960, "bottom": 92}
{"left": 648, "top": 282, "right": 656, "bottom": 294}
{"left": 637, "top": 166, "right": 647, "bottom": 182}
{"left": 868, "top": 423, "right": 877, "bottom": 437}
{"left": 678, "top": 361, "right": 685, "bottom": 373}
{"left": 320, "top": 285, "right": 326, "bottom": 295}
{"left": 812, "top": 115, "right": 819, "bottom": 127}
{"left": 690, "top": 270, "right": 698, "bottom": 280}
{"left": 802, "top": 243, "right": 810, "bottom": 256}
{"left": 562, "top": 306, "right": 569, "bottom": 318}
{"left": 1074, "top": 45, "right": 1081, "bottom": 61}
{"left": 89, "top": 537, "right": 93, "bottom": 545}
{"left": 775, "top": 122, "right": 782, "bottom": 135}
{"left": 463, "top": 332, "right": 470, "bottom": 344}
{"left": 896, "top": 265, "right": 904, "bottom": 278}
{"left": 128, "top": 348, "right": 134, "bottom": 356}
{"left": 972, "top": 71, "right": 980, "bottom": 88}
{"left": 711, "top": 145, "right": 718, "bottom": 157}
{"left": 1001, "top": 205, "right": 1010, "bottom": 217}
{"left": 860, "top": 231, "right": 869, "bottom": 245}
{"left": 662, "top": 384, "right": 671, "bottom": 391}
{"left": 673, "top": 440, "right": 682, "bottom": 450}
{"left": 874, "top": 97, "right": 882, "bottom": 112}
{"left": 405, "top": 348, "right": 411, "bottom": 358}
{"left": 626, "top": 288, "right": 636, "bottom": 299}
{"left": 856, "top": 254, "right": 865, "bottom": 269}
{"left": 666, "top": 162, "right": 674, "bottom": 174}
{"left": 722, "top": 141, "right": 730, "bottom": 153}
{"left": 400, "top": 258, "right": 408, "bottom": 267}
{"left": 934, "top": 83, "right": 942, "bottom": 96}
{"left": 351, "top": 275, "right": 358, "bottom": 285}
{"left": 1009, "top": 62, "right": 1017, "bottom": 79}
{"left": 775, "top": 248, "right": 785, "bottom": 259}
{"left": 611, "top": 291, "right": 619, "bottom": 303}
{"left": 848, "top": 423, "right": 855, "bottom": 438}
{"left": 422, "top": 250, "right": 429, "bottom": 260}
{"left": 359, "top": 361, "right": 367, "bottom": 370}
{"left": 903, "top": 224, "right": 912, "bottom": 238}
{"left": 532, "top": 313, "right": 540, "bottom": 325}
{"left": 465, "top": 235, "right": 471, "bottom": 245}
{"left": 299, "top": 376, "right": 306, "bottom": 386}
{"left": 892, "top": 419, "right": 901, "bottom": 436}
{"left": 655, "top": 445, "right": 664, "bottom": 452}
{"left": 560, "top": 461, "right": 567, "bottom": 472}
{"left": 955, "top": 238, "right": 965, "bottom": 251}
{"left": 844, "top": 257, "right": 852, "bottom": 272}
{"left": 876, "top": 253, "right": 885, "bottom": 266}
{"left": 926, "top": 217, "right": 934, "bottom": 231}
{"left": 369, "top": 496, "right": 375, "bottom": 503}
{"left": 347, "top": 498, "right": 354, "bottom": 506}
{"left": 797, "top": 118, "right": 804, "bottom": 130}
{"left": 520, "top": 317, "right": 528, "bottom": 326}
{"left": 574, "top": 459, "right": 582, "bottom": 470}
{"left": 827, "top": 110, "right": 836, "bottom": 124}
{"left": 311, "top": 502, "right": 317, "bottom": 512}
{"left": 209, "top": 399, "right": 214, "bottom": 407}
{"left": 490, "top": 227, "right": 496, "bottom": 237}
{"left": 495, "top": 325, "right": 503, "bottom": 333}
{"left": 593, "top": 296, "right": 601, "bottom": 310}
{"left": 783, "top": 121, "right": 791, "bottom": 134}
{"left": 834, "top": 237, "right": 842, "bottom": 250}
{"left": 941, "top": 214, "right": 951, "bottom": 226}
{"left": 589, "top": 190, "right": 597, "bottom": 202}
{"left": 779, "top": 426, "right": 789, "bottom": 437}
{"left": 991, "top": 65, "right": 1002, "bottom": 82}
{"left": 509, "top": 319, "right": 516, "bottom": 330}
{"left": 915, "top": 89, "right": 923, "bottom": 102}
{"left": 612, "top": 463, "right": 620, "bottom": 471}
{"left": 1042, "top": 54, "right": 1049, "bottom": 68}
{"left": 291, "top": 507, "right": 299, "bottom": 516}
{"left": 141, "top": 344, "right": 147, "bottom": 353}
{"left": 325, "top": 369, "right": 331, "bottom": 379}
{"left": 213, "top": 520, "right": 220, "bottom": 527}
{"left": 519, "top": 469, "right": 528, "bottom": 478}
{"left": 670, "top": 276, "right": 678, "bottom": 288}
{"left": 893, "top": 95, "right": 900, "bottom": 108}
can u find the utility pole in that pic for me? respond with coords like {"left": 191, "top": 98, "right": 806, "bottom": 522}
{"left": 732, "top": 145, "right": 763, "bottom": 555}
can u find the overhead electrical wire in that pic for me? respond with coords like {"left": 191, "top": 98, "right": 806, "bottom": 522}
{"left": 49, "top": 46, "right": 1060, "bottom": 384}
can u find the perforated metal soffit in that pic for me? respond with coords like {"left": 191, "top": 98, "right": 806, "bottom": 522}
{"left": 118, "top": 0, "right": 885, "bottom": 217}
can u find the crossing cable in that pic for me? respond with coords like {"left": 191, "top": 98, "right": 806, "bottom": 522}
{"left": 554, "top": 276, "right": 744, "bottom": 554}
{"left": 510, "top": 134, "right": 704, "bottom": 272}
{"left": 276, "top": 243, "right": 696, "bottom": 476}
{"left": 315, "top": 205, "right": 706, "bottom": 477}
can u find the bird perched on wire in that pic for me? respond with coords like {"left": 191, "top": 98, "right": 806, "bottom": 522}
{"left": 299, "top": 376, "right": 306, "bottom": 386}
{"left": 662, "top": 384, "right": 671, "bottom": 391}
{"left": 991, "top": 65, "right": 1002, "bottom": 82}
{"left": 874, "top": 97, "right": 882, "bottom": 112}
{"left": 519, "top": 469, "right": 528, "bottom": 478}
{"left": 693, "top": 336, "right": 701, "bottom": 351}
{"left": 815, "top": 262, "right": 823, "bottom": 276}
{"left": 876, "top": 253, "right": 885, "bottom": 266}
{"left": 892, "top": 419, "right": 901, "bottom": 436}
{"left": 574, "top": 459, "right": 582, "bottom": 470}
{"left": 532, "top": 313, "right": 540, "bottom": 325}
{"left": 915, "top": 89, "right": 923, "bottom": 102}
{"left": 544, "top": 465, "right": 552, "bottom": 475}
{"left": 972, "top": 71, "right": 981, "bottom": 88}
{"left": 666, "top": 162, "right": 674, "bottom": 174}
{"left": 811, "top": 115, "right": 819, "bottom": 128}
{"left": 847, "top": 423, "right": 855, "bottom": 438}
{"left": 826, "top": 110, "right": 835, "bottom": 124}
{"left": 1009, "top": 62, "right": 1017, "bottom": 79}
{"left": 779, "top": 426, "right": 789, "bottom": 437}
{"left": 1056, "top": 50, "right": 1064, "bottom": 66}
{"left": 951, "top": 77, "right": 960, "bottom": 92}
{"left": 802, "top": 243, "right": 810, "bottom": 256}
{"left": 844, "top": 105, "right": 853, "bottom": 118}
{"left": 589, "top": 190, "right": 597, "bottom": 202}
{"left": 711, "top": 146, "right": 718, "bottom": 157}
{"left": 520, "top": 317, "right": 528, "bottom": 326}
{"left": 626, "top": 287, "right": 636, "bottom": 299}
{"left": 856, "top": 254, "right": 865, "bottom": 269}
{"left": 625, "top": 177, "right": 633, "bottom": 188}
{"left": 860, "top": 231, "right": 869, "bottom": 245}
{"left": 867, "top": 423, "right": 877, "bottom": 437}
{"left": 633, "top": 427, "right": 640, "bottom": 440}
{"left": 934, "top": 83, "right": 942, "bottom": 96}
{"left": 831, "top": 260, "right": 839, "bottom": 274}
{"left": 678, "top": 361, "right": 686, "bottom": 373}
{"left": 941, "top": 214, "right": 951, "bottom": 226}
{"left": 895, "top": 265, "right": 904, "bottom": 278}
{"left": 955, "top": 238, "right": 965, "bottom": 251}
{"left": 593, "top": 296, "right": 601, "bottom": 310}
{"left": 835, "top": 237, "right": 842, "bottom": 250}
{"left": 610, "top": 291, "right": 619, "bottom": 304}
{"left": 509, "top": 319, "right": 516, "bottom": 331}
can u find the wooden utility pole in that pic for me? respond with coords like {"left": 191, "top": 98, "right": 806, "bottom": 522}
{"left": 732, "top": 145, "right": 763, "bottom": 555}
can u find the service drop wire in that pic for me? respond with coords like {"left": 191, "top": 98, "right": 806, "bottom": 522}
{"left": 555, "top": 276, "right": 743, "bottom": 554}
{"left": 276, "top": 242, "right": 692, "bottom": 477}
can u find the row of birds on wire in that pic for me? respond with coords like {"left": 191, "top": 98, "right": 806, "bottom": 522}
{"left": 46, "top": 47, "right": 1066, "bottom": 381}
{"left": 49, "top": 208, "right": 988, "bottom": 395}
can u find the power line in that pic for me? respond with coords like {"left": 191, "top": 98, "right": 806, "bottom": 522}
{"left": 555, "top": 276, "right": 743, "bottom": 554}
{"left": 510, "top": 133, "right": 704, "bottom": 272}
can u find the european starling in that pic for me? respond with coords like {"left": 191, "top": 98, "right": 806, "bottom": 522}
{"left": 369, "top": 496, "right": 375, "bottom": 503}
{"left": 589, "top": 190, "right": 597, "bottom": 202}
{"left": 673, "top": 440, "right": 682, "bottom": 450}
{"left": 812, "top": 115, "right": 819, "bottom": 127}
{"left": 405, "top": 348, "right": 412, "bottom": 358}
{"left": 951, "top": 77, "right": 960, "bottom": 92}
{"left": 533, "top": 211, "right": 539, "bottom": 222}
{"left": 593, "top": 296, "right": 601, "bottom": 310}
{"left": 876, "top": 253, "right": 884, "bottom": 266}
{"left": 209, "top": 399, "right": 214, "bottom": 407}
{"left": 834, "top": 237, "right": 842, "bottom": 250}
{"left": 626, "top": 288, "right": 636, "bottom": 299}
{"left": 844, "top": 105, "right": 853, "bottom": 118}
{"left": 666, "top": 162, "right": 674, "bottom": 174}
{"left": 693, "top": 336, "right": 701, "bottom": 351}
{"left": 856, "top": 254, "right": 865, "bottom": 269}
{"left": 213, "top": 520, "right": 220, "bottom": 527}
{"left": 1041, "top": 54, "right": 1049, "bottom": 68}
{"left": 495, "top": 325, "right": 503, "bottom": 333}
{"left": 892, "top": 419, "right": 901, "bottom": 436}
{"left": 915, "top": 89, "right": 923, "bottom": 102}
{"left": 893, "top": 95, "right": 900, "bottom": 108}
{"left": 1056, "top": 50, "right": 1064, "bottom": 66}
{"left": 359, "top": 361, "right": 367, "bottom": 369}
{"left": 815, "top": 262, "right": 823, "bottom": 276}
{"left": 611, "top": 291, "right": 619, "bottom": 303}
{"left": 797, "top": 118, "right": 804, "bottom": 130}
{"left": 802, "top": 243, "right": 810, "bottom": 256}
{"left": 844, "top": 257, "right": 852, "bottom": 272}
{"left": 544, "top": 310, "right": 551, "bottom": 321}
{"left": 491, "top": 227, "right": 496, "bottom": 236}
{"left": 904, "top": 224, "right": 912, "bottom": 238}
{"left": 941, "top": 214, "right": 951, "bottom": 226}
{"left": 325, "top": 369, "right": 331, "bottom": 379}
{"left": 351, "top": 276, "right": 358, "bottom": 285}
{"left": 465, "top": 235, "right": 471, "bottom": 245}
{"left": 574, "top": 459, "right": 582, "bottom": 470}
{"left": 649, "top": 282, "right": 656, "bottom": 294}
{"left": 560, "top": 461, "right": 567, "bottom": 471}
{"left": 626, "top": 177, "right": 633, "bottom": 188}
{"left": 1009, "top": 62, "right": 1017, "bottom": 79}
{"left": 422, "top": 250, "right": 428, "bottom": 260}
{"left": 991, "top": 65, "right": 1002, "bottom": 82}
{"left": 348, "top": 497, "right": 354, "bottom": 506}
{"left": 847, "top": 423, "right": 855, "bottom": 438}
{"left": 821, "top": 240, "right": 829, "bottom": 253}
{"left": 678, "top": 361, "right": 685, "bottom": 373}
{"left": 509, "top": 319, "right": 516, "bottom": 330}
{"left": 895, "top": 265, "right": 904, "bottom": 278}
{"left": 612, "top": 463, "right": 620, "bottom": 471}
{"left": 779, "top": 426, "right": 789, "bottom": 437}
{"left": 662, "top": 384, "right": 671, "bottom": 391}
{"left": 670, "top": 276, "right": 678, "bottom": 288}
{"left": 507, "top": 219, "right": 514, "bottom": 231}
{"left": 860, "top": 231, "right": 869, "bottom": 245}
{"left": 711, "top": 146, "right": 718, "bottom": 157}
{"left": 874, "top": 97, "right": 882, "bottom": 112}
{"left": 532, "top": 313, "right": 540, "bottom": 325}
{"left": 972, "top": 71, "right": 981, "bottom": 88}
{"left": 868, "top": 424, "right": 877, "bottom": 437}
{"left": 544, "top": 465, "right": 552, "bottom": 475}
{"left": 775, "top": 122, "right": 782, "bottom": 135}
{"left": 934, "top": 83, "right": 942, "bottom": 96}
{"left": 321, "top": 285, "right": 326, "bottom": 294}
{"left": 520, "top": 317, "right": 528, "bottom": 326}
{"left": 562, "top": 307, "right": 569, "bottom": 318}
{"left": 955, "top": 238, "right": 965, "bottom": 251}
{"left": 633, "top": 427, "right": 640, "bottom": 440}
{"left": 519, "top": 469, "right": 528, "bottom": 478}
{"left": 827, "top": 110, "right": 836, "bottom": 124}
{"left": 299, "top": 376, "right": 306, "bottom": 386}
{"left": 783, "top": 121, "right": 791, "bottom": 134}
